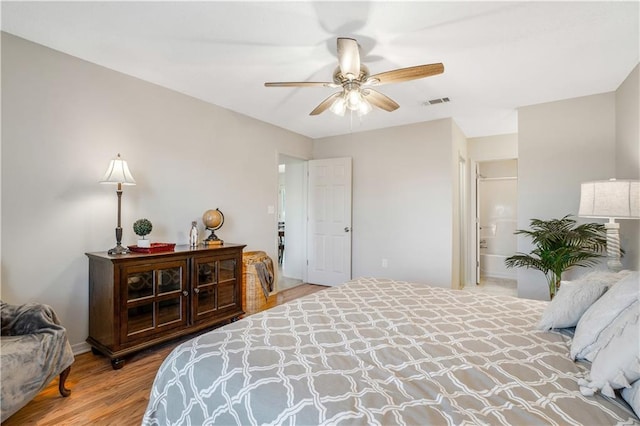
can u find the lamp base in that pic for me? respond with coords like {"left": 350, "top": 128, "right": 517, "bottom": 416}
{"left": 108, "top": 226, "right": 129, "bottom": 255}
{"left": 605, "top": 221, "right": 622, "bottom": 272}
{"left": 108, "top": 244, "right": 130, "bottom": 255}
{"left": 606, "top": 258, "right": 623, "bottom": 272}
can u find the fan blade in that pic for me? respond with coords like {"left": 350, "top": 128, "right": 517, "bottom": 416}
{"left": 363, "top": 89, "right": 399, "bottom": 112}
{"left": 337, "top": 38, "right": 360, "bottom": 80}
{"left": 265, "top": 81, "right": 337, "bottom": 88}
{"left": 367, "top": 63, "right": 444, "bottom": 86}
{"left": 310, "top": 92, "right": 343, "bottom": 116}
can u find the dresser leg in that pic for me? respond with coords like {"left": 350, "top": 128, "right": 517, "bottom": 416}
{"left": 111, "top": 358, "right": 125, "bottom": 370}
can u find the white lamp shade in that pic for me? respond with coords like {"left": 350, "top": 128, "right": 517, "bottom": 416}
{"left": 578, "top": 179, "right": 639, "bottom": 219}
{"left": 100, "top": 154, "right": 136, "bottom": 185}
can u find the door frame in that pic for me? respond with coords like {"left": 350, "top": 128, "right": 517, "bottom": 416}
{"left": 474, "top": 161, "right": 481, "bottom": 285}
{"left": 458, "top": 155, "right": 468, "bottom": 289}
{"left": 276, "top": 152, "right": 309, "bottom": 284}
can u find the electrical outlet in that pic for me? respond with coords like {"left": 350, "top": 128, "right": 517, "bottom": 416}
{"left": 382, "top": 258, "right": 388, "bottom": 268}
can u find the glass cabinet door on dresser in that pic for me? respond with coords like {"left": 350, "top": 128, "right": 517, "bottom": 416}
{"left": 192, "top": 256, "right": 240, "bottom": 324}
{"left": 121, "top": 259, "right": 188, "bottom": 343}
{"left": 218, "top": 258, "right": 239, "bottom": 310}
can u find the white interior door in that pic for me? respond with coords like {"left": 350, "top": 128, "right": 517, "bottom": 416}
{"left": 307, "top": 158, "right": 352, "bottom": 286}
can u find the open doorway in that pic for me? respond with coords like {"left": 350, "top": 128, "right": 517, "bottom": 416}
{"left": 468, "top": 159, "right": 518, "bottom": 296}
{"left": 277, "top": 154, "right": 306, "bottom": 290}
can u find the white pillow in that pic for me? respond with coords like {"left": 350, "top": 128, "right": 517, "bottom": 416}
{"left": 537, "top": 279, "right": 608, "bottom": 330}
{"left": 573, "top": 269, "right": 632, "bottom": 288}
{"left": 622, "top": 379, "right": 640, "bottom": 419}
{"left": 571, "top": 271, "right": 640, "bottom": 360}
{"left": 579, "top": 300, "right": 640, "bottom": 398}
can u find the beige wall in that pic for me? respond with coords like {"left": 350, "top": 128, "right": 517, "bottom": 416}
{"left": 616, "top": 64, "right": 640, "bottom": 180}
{"left": 517, "top": 92, "right": 617, "bottom": 300}
{"left": 615, "top": 64, "right": 640, "bottom": 269}
{"left": 517, "top": 64, "right": 639, "bottom": 301}
{"left": 313, "top": 119, "right": 459, "bottom": 288}
{"left": 0, "top": 33, "right": 313, "bottom": 351}
{"left": 467, "top": 133, "right": 518, "bottom": 161}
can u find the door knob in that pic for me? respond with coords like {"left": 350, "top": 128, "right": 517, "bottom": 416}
{"left": 344, "top": 227, "right": 350, "bottom": 233}
{"left": 194, "top": 288, "right": 200, "bottom": 294}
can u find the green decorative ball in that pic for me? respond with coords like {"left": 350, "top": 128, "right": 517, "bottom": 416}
{"left": 133, "top": 218, "right": 153, "bottom": 237}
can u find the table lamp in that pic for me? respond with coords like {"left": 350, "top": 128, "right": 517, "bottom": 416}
{"left": 578, "top": 179, "right": 639, "bottom": 271}
{"left": 101, "top": 153, "right": 136, "bottom": 255}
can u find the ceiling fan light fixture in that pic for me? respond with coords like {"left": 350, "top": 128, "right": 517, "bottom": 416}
{"left": 330, "top": 96, "right": 347, "bottom": 116}
{"left": 330, "top": 90, "right": 371, "bottom": 117}
{"left": 346, "top": 88, "right": 364, "bottom": 111}
{"left": 357, "top": 98, "right": 372, "bottom": 116}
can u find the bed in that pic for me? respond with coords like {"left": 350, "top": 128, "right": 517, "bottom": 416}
{"left": 143, "top": 277, "right": 639, "bottom": 425}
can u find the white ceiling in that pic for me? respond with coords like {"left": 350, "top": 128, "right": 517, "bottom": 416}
{"left": 2, "top": 1, "right": 638, "bottom": 139}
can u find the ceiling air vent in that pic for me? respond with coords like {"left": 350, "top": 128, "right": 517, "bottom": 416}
{"left": 423, "top": 97, "right": 450, "bottom": 106}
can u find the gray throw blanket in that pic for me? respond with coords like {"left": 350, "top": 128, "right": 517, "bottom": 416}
{"left": 1, "top": 301, "right": 74, "bottom": 422}
{"left": 253, "top": 257, "right": 274, "bottom": 300}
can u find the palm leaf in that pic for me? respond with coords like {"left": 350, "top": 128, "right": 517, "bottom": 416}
{"left": 504, "top": 253, "right": 549, "bottom": 274}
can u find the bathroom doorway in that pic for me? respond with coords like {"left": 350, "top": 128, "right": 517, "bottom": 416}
{"left": 277, "top": 154, "right": 306, "bottom": 290}
{"left": 473, "top": 159, "right": 518, "bottom": 296}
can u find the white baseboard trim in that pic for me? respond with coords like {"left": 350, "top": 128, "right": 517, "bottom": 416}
{"left": 72, "top": 341, "right": 91, "bottom": 355}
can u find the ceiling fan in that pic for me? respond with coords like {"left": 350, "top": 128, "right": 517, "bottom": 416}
{"left": 265, "top": 37, "right": 444, "bottom": 117}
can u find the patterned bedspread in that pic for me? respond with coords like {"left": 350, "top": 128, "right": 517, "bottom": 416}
{"left": 143, "top": 278, "right": 638, "bottom": 425}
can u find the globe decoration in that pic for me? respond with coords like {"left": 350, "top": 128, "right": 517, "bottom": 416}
{"left": 202, "top": 208, "right": 224, "bottom": 243}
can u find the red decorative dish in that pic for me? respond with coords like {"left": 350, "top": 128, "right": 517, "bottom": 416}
{"left": 128, "top": 243, "right": 176, "bottom": 253}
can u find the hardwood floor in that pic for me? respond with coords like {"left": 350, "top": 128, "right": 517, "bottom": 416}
{"left": 3, "top": 284, "right": 327, "bottom": 426}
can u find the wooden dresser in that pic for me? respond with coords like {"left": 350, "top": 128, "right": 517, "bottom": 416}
{"left": 86, "top": 244, "right": 245, "bottom": 369}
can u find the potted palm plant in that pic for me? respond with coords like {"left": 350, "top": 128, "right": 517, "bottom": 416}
{"left": 505, "top": 215, "right": 608, "bottom": 299}
{"left": 133, "top": 218, "right": 153, "bottom": 248}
